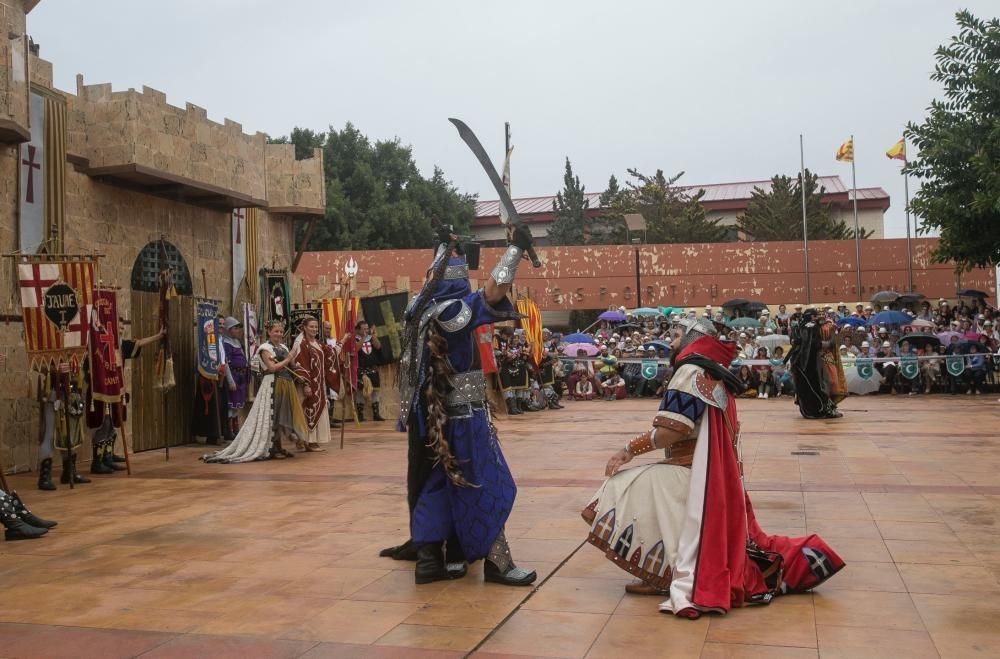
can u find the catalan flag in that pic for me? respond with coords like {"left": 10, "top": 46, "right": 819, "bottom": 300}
{"left": 835, "top": 137, "right": 854, "bottom": 163}
{"left": 516, "top": 297, "right": 543, "bottom": 367}
{"left": 18, "top": 258, "right": 96, "bottom": 370}
{"left": 886, "top": 138, "right": 906, "bottom": 161}
{"left": 322, "top": 296, "right": 360, "bottom": 343}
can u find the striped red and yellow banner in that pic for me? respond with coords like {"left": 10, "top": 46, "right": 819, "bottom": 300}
{"left": 516, "top": 297, "right": 543, "bottom": 367}
{"left": 18, "top": 258, "right": 96, "bottom": 369}
{"left": 43, "top": 92, "right": 66, "bottom": 254}
{"left": 322, "top": 296, "right": 360, "bottom": 343}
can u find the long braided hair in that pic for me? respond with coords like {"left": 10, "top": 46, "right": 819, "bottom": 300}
{"left": 425, "top": 324, "right": 476, "bottom": 488}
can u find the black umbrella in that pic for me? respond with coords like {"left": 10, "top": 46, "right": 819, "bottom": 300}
{"left": 897, "top": 293, "right": 926, "bottom": 306}
{"left": 871, "top": 290, "right": 900, "bottom": 304}
{"left": 899, "top": 333, "right": 941, "bottom": 350}
{"left": 721, "top": 298, "right": 751, "bottom": 308}
{"left": 957, "top": 289, "right": 989, "bottom": 299}
{"left": 616, "top": 323, "right": 643, "bottom": 334}
{"left": 742, "top": 302, "right": 769, "bottom": 314}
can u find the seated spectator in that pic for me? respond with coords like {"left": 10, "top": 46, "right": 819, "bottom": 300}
{"left": 966, "top": 344, "right": 987, "bottom": 395}
{"left": 752, "top": 346, "right": 773, "bottom": 399}
{"left": 574, "top": 376, "right": 596, "bottom": 401}
{"left": 601, "top": 371, "right": 626, "bottom": 401}
{"left": 875, "top": 340, "right": 898, "bottom": 394}
{"left": 736, "top": 365, "right": 759, "bottom": 398}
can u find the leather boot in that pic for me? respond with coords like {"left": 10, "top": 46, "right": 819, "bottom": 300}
{"left": 37, "top": 458, "right": 56, "bottom": 492}
{"left": 415, "top": 543, "right": 455, "bottom": 585}
{"left": 371, "top": 402, "right": 385, "bottom": 422}
{"left": 61, "top": 455, "right": 91, "bottom": 484}
{"left": 90, "top": 444, "right": 113, "bottom": 475}
{"left": 103, "top": 449, "right": 126, "bottom": 472}
{"left": 355, "top": 403, "right": 365, "bottom": 422}
{"left": 519, "top": 398, "right": 538, "bottom": 413}
{"left": 547, "top": 393, "right": 564, "bottom": 410}
{"left": 505, "top": 397, "right": 522, "bottom": 415}
{"left": 1, "top": 495, "right": 47, "bottom": 541}
{"left": 484, "top": 560, "right": 537, "bottom": 586}
{"left": 9, "top": 491, "right": 57, "bottom": 529}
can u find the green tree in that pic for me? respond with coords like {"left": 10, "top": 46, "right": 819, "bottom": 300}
{"left": 589, "top": 175, "right": 630, "bottom": 245}
{"left": 905, "top": 11, "right": 1000, "bottom": 271}
{"left": 276, "top": 122, "right": 474, "bottom": 251}
{"left": 736, "top": 170, "right": 873, "bottom": 241}
{"left": 547, "top": 158, "right": 589, "bottom": 246}
{"left": 626, "top": 169, "right": 730, "bottom": 243}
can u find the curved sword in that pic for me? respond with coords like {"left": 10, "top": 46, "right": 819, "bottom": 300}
{"left": 448, "top": 118, "right": 542, "bottom": 268}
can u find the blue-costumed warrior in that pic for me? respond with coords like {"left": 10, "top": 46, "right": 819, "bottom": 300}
{"left": 380, "top": 227, "right": 537, "bottom": 587}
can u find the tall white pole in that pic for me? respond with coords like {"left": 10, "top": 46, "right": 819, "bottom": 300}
{"left": 800, "top": 134, "right": 811, "bottom": 304}
{"left": 851, "top": 134, "right": 862, "bottom": 298}
{"left": 904, "top": 159, "right": 913, "bottom": 292}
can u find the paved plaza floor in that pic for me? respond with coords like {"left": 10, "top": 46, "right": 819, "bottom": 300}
{"left": 1, "top": 394, "right": 999, "bottom": 658}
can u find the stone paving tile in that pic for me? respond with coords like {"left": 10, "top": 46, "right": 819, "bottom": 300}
{"left": 1, "top": 396, "right": 999, "bottom": 657}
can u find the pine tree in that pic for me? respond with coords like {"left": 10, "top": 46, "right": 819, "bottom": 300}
{"left": 546, "top": 158, "right": 589, "bottom": 246}
{"left": 626, "top": 169, "right": 730, "bottom": 243}
{"left": 588, "top": 175, "right": 629, "bottom": 245}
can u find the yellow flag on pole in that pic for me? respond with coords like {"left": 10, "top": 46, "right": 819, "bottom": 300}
{"left": 886, "top": 138, "right": 906, "bottom": 161}
{"left": 835, "top": 137, "right": 854, "bottom": 162}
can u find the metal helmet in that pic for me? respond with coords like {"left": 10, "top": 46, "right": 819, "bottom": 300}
{"left": 675, "top": 315, "right": 720, "bottom": 350}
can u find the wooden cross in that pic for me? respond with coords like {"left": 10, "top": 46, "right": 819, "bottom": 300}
{"left": 21, "top": 145, "right": 41, "bottom": 204}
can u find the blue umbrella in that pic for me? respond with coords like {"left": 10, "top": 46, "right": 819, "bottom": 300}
{"left": 563, "top": 332, "right": 594, "bottom": 344}
{"left": 838, "top": 317, "right": 867, "bottom": 328}
{"left": 642, "top": 340, "right": 672, "bottom": 356}
{"left": 631, "top": 307, "right": 663, "bottom": 317}
{"left": 598, "top": 310, "right": 627, "bottom": 322}
{"left": 867, "top": 310, "right": 912, "bottom": 326}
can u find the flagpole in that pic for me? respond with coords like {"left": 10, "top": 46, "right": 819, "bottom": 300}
{"left": 903, "top": 152, "right": 913, "bottom": 292}
{"left": 800, "top": 134, "right": 811, "bottom": 304}
{"left": 850, "top": 134, "right": 862, "bottom": 298}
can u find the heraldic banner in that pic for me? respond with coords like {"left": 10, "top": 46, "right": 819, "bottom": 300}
{"left": 516, "top": 297, "right": 542, "bottom": 367}
{"left": 195, "top": 299, "right": 222, "bottom": 380}
{"left": 18, "top": 257, "right": 96, "bottom": 370}
{"left": 89, "top": 289, "right": 123, "bottom": 404}
{"left": 322, "top": 296, "right": 359, "bottom": 344}
{"left": 360, "top": 292, "right": 408, "bottom": 364}
{"left": 259, "top": 269, "right": 290, "bottom": 328}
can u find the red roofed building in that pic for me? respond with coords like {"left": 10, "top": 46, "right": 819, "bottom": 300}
{"left": 471, "top": 175, "right": 890, "bottom": 245}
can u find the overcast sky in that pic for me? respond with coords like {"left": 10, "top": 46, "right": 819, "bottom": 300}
{"left": 29, "top": 0, "right": 997, "bottom": 238}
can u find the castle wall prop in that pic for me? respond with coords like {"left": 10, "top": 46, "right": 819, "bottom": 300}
{"left": 0, "top": 15, "right": 326, "bottom": 471}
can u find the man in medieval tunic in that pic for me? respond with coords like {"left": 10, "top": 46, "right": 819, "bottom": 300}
{"left": 352, "top": 321, "right": 384, "bottom": 422}
{"left": 583, "top": 317, "right": 844, "bottom": 618}
{"left": 785, "top": 309, "right": 843, "bottom": 419}
{"left": 384, "top": 227, "right": 537, "bottom": 587}
{"left": 220, "top": 317, "right": 249, "bottom": 440}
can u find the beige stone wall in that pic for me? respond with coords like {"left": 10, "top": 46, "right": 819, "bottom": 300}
{"left": 0, "top": 149, "right": 295, "bottom": 470}
{"left": 0, "top": 1, "right": 29, "bottom": 137}
{"left": 265, "top": 143, "right": 325, "bottom": 212}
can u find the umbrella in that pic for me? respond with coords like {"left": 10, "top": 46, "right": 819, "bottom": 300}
{"left": 641, "top": 340, "right": 672, "bottom": 356}
{"left": 838, "top": 317, "right": 867, "bottom": 328}
{"left": 867, "top": 310, "right": 912, "bottom": 326}
{"left": 902, "top": 318, "right": 935, "bottom": 330}
{"left": 562, "top": 332, "right": 594, "bottom": 344}
{"left": 616, "top": 323, "right": 643, "bottom": 334}
{"left": 658, "top": 306, "right": 683, "bottom": 317}
{"left": 957, "top": 289, "right": 989, "bottom": 298}
{"left": 630, "top": 307, "right": 662, "bottom": 317}
{"left": 564, "top": 342, "right": 599, "bottom": 357}
{"left": 900, "top": 333, "right": 941, "bottom": 350}
{"left": 598, "top": 310, "right": 626, "bottom": 322}
{"left": 936, "top": 330, "right": 963, "bottom": 344}
{"left": 870, "top": 291, "right": 900, "bottom": 304}
{"left": 727, "top": 317, "right": 760, "bottom": 329}
{"left": 756, "top": 334, "right": 791, "bottom": 352}
{"left": 743, "top": 302, "right": 769, "bottom": 314}
{"left": 721, "top": 298, "right": 750, "bottom": 308}
{"left": 897, "top": 293, "right": 926, "bottom": 306}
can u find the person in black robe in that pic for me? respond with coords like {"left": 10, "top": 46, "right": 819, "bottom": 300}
{"left": 784, "top": 309, "right": 841, "bottom": 419}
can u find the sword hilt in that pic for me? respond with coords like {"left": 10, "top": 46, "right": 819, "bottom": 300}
{"left": 526, "top": 244, "right": 542, "bottom": 268}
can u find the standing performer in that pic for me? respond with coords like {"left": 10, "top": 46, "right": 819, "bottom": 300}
{"left": 36, "top": 365, "right": 90, "bottom": 488}
{"left": 203, "top": 321, "right": 304, "bottom": 463}
{"left": 818, "top": 312, "right": 847, "bottom": 406}
{"left": 384, "top": 227, "right": 538, "bottom": 587}
{"left": 352, "top": 320, "right": 384, "bottom": 421}
{"left": 292, "top": 316, "right": 340, "bottom": 451}
{"left": 220, "top": 317, "right": 249, "bottom": 440}
{"left": 584, "top": 317, "right": 844, "bottom": 617}
{"left": 785, "top": 309, "right": 843, "bottom": 419}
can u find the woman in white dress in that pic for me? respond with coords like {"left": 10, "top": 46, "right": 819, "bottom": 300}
{"left": 203, "top": 321, "right": 305, "bottom": 463}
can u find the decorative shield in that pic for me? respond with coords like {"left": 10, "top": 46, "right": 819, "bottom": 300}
{"left": 42, "top": 281, "right": 79, "bottom": 330}
{"left": 641, "top": 359, "right": 658, "bottom": 380}
{"left": 900, "top": 355, "right": 919, "bottom": 380}
{"left": 855, "top": 358, "right": 874, "bottom": 380}
{"left": 946, "top": 355, "right": 966, "bottom": 377}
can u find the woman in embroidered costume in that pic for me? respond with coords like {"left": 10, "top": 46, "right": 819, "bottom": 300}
{"left": 203, "top": 321, "right": 305, "bottom": 463}
{"left": 583, "top": 317, "right": 844, "bottom": 618}
{"left": 292, "top": 316, "right": 342, "bottom": 451}
{"left": 379, "top": 227, "right": 538, "bottom": 587}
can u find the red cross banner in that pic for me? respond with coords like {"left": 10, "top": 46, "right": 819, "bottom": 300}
{"left": 89, "top": 289, "right": 124, "bottom": 403}
{"left": 18, "top": 258, "right": 96, "bottom": 370}
{"left": 18, "top": 89, "right": 67, "bottom": 255}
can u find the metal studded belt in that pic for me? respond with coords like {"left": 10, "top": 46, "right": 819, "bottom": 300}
{"left": 446, "top": 370, "right": 487, "bottom": 407}
{"left": 446, "top": 401, "right": 486, "bottom": 418}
